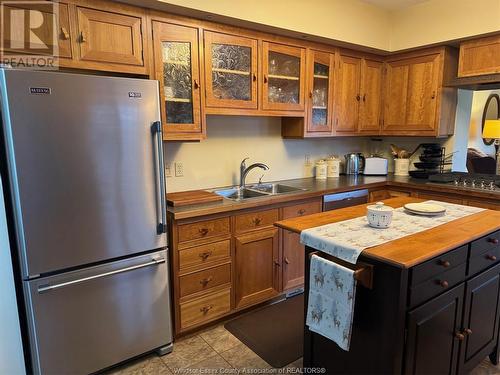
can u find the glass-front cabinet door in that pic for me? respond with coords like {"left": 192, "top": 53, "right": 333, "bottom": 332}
{"left": 152, "top": 21, "right": 202, "bottom": 139}
{"left": 306, "top": 50, "right": 334, "bottom": 134}
{"left": 204, "top": 31, "right": 258, "bottom": 109}
{"left": 262, "top": 42, "right": 306, "bottom": 111}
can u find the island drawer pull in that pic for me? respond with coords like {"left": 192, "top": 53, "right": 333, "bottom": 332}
{"left": 438, "top": 280, "right": 449, "bottom": 288}
{"left": 309, "top": 251, "right": 373, "bottom": 289}
{"left": 464, "top": 328, "right": 473, "bottom": 335}
{"left": 439, "top": 260, "right": 451, "bottom": 268}
{"left": 488, "top": 238, "right": 499, "bottom": 245}
{"left": 486, "top": 254, "right": 497, "bottom": 261}
{"left": 455, "top": 332, "right": 465, "bottom": 341}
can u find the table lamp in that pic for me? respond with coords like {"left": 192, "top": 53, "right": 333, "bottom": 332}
{"left": 482, "top": 119, "right": 500, "bottom": 175}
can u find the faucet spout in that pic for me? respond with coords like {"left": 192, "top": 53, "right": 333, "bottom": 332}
{"left": 239, "top": 159, "right": 269, "bottom": 189}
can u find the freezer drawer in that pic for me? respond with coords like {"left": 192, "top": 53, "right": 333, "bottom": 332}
{"left": 25, "top": 250, "right": 172, "bottom": 375}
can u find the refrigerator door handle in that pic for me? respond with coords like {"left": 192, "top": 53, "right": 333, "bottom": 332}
{"left": 152, "top": 121, "right": 167, "bottom": 234}
{"left": 37, "top": 257, "right": 166, "bottom": 293}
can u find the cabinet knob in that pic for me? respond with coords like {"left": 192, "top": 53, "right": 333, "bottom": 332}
{"left": 298, "top": 209, "right": 306, "bottom": 215}
{"left": 199, "top": 251, "right": 212, "bottom": 260}
{"left": 193, "top": 79, "right": 199, "bottom": 89}
{"left": 438, "top": 280, "right": 449, "bottom": 288}
{"left": 362, "top": 94, "right": 366, "bottom": 102}
{"left": 439, "top": 260, "right": 451, "bottom": 268}
{"left": 252, "top": 73, "right": 257, "bottom": 82}
{"left": 274, "top": 260, "right": 281, "bottom": 267}
{"left": 199, "top": 276, "right": 213, "bottom": 286}
{"left": 263, "top": 75, "right": 268, "bottom": 84}
{"left": 455, "top": 332, "right": 465, "bottom": 341}
{"left": 431, "top": 91, "right": 436, "bottom": 99}
{"left": 200, "top": 304, "right": 213, "bottom": 314}
{"left": 198, "top": 228, "right": 209, "bottom": 236}
{"left": 79, "top": 31, "right": 86, "bottom": 43}
{"left": 486, "top": 254, "right": 497, "bottom": 261}
{"left": 284, "top": 257, "right": 290, "bottom": 265}
{"left": 60, "top": 27, "right": 70, "bottom": 40}
{"left": 464, "top": 328, "right": 473, "bottom": 335}
{"left": 356, "top": 94, "right": 360, "bottom": 101}
{"left": 252, "top": 217, "right": 262, "bottom": 226}
{"left": 488, "top": 238, "right": 499, "bottom": 245}
{"left": 309, "top": 91, "right": 313, "bottom": 99}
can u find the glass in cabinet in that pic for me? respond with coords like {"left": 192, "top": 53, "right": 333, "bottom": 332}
{"left": 262, "top": 42, "right": 305, "bottom": 111}
{"left": 152, "top": 21, "right": 201, "bottom": 137}
{"left": 307, "top": 50, "right": 334, "bottom": 133}
{"left": 204, "top": 31, "right": 258, "bottom": 109}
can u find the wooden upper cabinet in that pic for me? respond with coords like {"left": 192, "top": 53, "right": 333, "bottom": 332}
{"left": 305, "top": 50, "right": 335, "bottom": 134}
{"left": 382, "top": 48, "right": 455, "bottom": 136}
{"left": 334, "top": 54, "right": 361, "bottom": 133}
{"left": 262, "top": 42, "right": 306, "bottom": 111}
{"left": 204, "top": 31, "right": 258, "bottom": 109}
{"left": 359, "top": 59, "right": 383, "bottom": 133}
{"left": 1, "top": 2, "right": 72, "bottom": 59}
{"left": 458, "top": 35, "right": 500, "bottom": 77}
{"left": 152, "top": 21, "right": 202, "bottom": 140}
{"left": 75, "top": 6, "right": 143, "bottom": 66}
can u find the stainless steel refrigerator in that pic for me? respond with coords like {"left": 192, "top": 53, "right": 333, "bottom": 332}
{"left": 0, "top": 69, "right": 173, "bottom": 374}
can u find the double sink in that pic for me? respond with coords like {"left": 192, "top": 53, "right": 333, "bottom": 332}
{"left": 214, "top": 183, "right": 306, "bottom": 201}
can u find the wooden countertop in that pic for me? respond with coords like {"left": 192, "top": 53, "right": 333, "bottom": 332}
{"left": 274, "top": 197, "right": 500, "bottom": 268}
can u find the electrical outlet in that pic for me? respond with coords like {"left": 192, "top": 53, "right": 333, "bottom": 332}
{"left": 175, "top": 162, "right": 183, "bottom": 177}
{"left": 305, "top": 154, "right": 311, "bottom": 165}
{"left": 165, "top": 163, "right": 172, "bottom": 177}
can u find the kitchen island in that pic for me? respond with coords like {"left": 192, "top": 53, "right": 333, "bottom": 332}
{"left": 275, "top": 197, "right": 500, "bottom": 374}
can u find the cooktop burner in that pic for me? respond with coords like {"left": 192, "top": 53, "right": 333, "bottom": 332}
{"left": 427, "top": 172, "right": 500, "bottom": 192}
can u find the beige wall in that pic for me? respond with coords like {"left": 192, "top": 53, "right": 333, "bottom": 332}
{"left": 157, "top": 0, "right": 392, "bottom": 50}
{"left": 152, "top": 0, "right": 500, "bottom": 51}
{"left": 390, "top": 0, "right": 500, "bottom": 51}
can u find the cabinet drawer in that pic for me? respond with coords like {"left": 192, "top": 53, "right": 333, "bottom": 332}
{"left": 283, "top": 200, "right": 321, "bottom": 219}
{"left": 179, "top": 288, "right": 230, "bottom": 330}
{"left": 179, "top": 240, "right": 230, "bottom": 271}
{"left": 470, "top": 230, "right": 500, "bottom": 256}
{"left": 235, "top": 209, "right": 279, "bottom": 232}
{"left": 178, "top": 217, "right": 230, "bottom": 243}
{"left": 416, "top": 193, "right": 463, "bottom": 204}
{"left": 468, "top": 246, "right": 500, "bottom": 277}
{"left": 409, "top": 263, "right": 467, "bottom": 308}
{"left": 179, "top": 263, "right": 231, "bottom": 298}
{"left": 411, "top": 245, "right": 468, "bottom": 286}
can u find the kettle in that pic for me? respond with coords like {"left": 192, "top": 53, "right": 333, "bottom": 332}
{"left": 344, "top": 153, "right": 365, "bottom": 175}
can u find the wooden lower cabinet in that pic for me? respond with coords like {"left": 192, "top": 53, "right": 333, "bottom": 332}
{"left": 369, "top": 189, "right": 411, "bottom": 202}
{"left": 179, "top": 288, "right": 231, "bottom": 330}
{"left": 405, "top": 284, "right": 464, "bottom": 375}
{"left": 234, "top": 228, "right": 280, "bottom": 309}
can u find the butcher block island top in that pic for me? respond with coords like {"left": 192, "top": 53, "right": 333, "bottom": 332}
{"left": 275, "top": 197, "right": 500, "bottom": 268}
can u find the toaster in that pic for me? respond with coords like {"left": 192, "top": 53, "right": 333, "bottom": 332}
{"left": 363, "top": 157, "right": 388, "bottom": 175}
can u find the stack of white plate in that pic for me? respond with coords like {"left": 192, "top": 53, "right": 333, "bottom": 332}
{"left": 404, "top": 202, "right": 446, "bottom": 216}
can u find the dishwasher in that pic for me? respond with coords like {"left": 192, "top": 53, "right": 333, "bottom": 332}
{"left": 322, "top": 189, "right": 369, "bottom": 211}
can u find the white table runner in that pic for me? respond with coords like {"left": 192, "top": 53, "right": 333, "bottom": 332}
{"left": 301, "top": 201, "right": 484, "bottom": 264}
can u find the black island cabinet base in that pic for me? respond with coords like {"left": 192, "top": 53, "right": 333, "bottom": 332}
{"left": 303, "top": 229, "right": 500, "bottom": 375}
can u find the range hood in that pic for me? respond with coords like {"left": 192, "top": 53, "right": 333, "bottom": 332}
{"left": 446, "top": 73, "right": 500, "bottom": 90}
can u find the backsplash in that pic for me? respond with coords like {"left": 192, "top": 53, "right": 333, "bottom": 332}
{"left": 164, "top": 116, "right": 448, "bottom": 193}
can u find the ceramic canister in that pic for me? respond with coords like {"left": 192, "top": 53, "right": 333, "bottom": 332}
{"left": 366, "top": 201, "right": 394, "bottom": 228}
{"left": 326, "top": 157, "right": 340, "bottom": 178}
{"left": 394, "top": 158, "right": 410, "bottom": 176}
{"left": 315, "top": 160, "right": 327, "bottom": 180}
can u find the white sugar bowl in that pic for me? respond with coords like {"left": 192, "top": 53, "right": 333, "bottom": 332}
{"left": 367, "top": 202, "right": 394, "bottom": 228}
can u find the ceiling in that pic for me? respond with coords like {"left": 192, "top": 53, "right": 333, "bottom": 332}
{"left": 362, "top": 0, "right": 429, "bottom": 10}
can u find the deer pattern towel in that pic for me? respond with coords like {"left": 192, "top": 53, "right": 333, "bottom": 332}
{"left": 306, "top": 254, "right": 357, "bottom": 351}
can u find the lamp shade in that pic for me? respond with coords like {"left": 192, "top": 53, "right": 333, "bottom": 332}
{"left": 483, "top": 119, "right": 500, "bottom": 139}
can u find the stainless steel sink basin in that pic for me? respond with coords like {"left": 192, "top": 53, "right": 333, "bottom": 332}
{"left": 213, "top": 183, "right": 306, "bottom": 201}
{"left": 214, "top": 187, "right": 268, "bottom": 201}
{"left": 248, "top": 183, "right": 305, "bottom": 194}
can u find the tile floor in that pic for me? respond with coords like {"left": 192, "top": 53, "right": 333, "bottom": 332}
{"left": 107, "top": 321, "right": 499, "bottom": 375}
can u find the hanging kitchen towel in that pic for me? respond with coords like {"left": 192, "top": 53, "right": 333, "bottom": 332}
{"left": 306, "top": 254, "right": 357, "bottom": 351}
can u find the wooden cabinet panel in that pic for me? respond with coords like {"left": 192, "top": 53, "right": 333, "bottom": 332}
{"left": 179, "top": 288, "right": 230, "bottom": 330}
{"left": 178, "top": 217, "right": 230, "bottom": 244}
{"left": 359, "top": 59, "right": 383, "bottom": 133}
{"left": 282, "top": 200, "right": 321, "bottom": 291}
{"left": 306, "top": 50, "right": 335, "bottom": 134}
{"left": 416, "top": 192, "right": 463, "bottom": 205}
{"left": 152, "top": 21, "right": 203, "bottom": 139}
{"left": 179, "top": 240, "right": 230, "bottom": 271}
{"left": 204, "top": 31, "right": 258, "bottom": 109}
{"left": 234, "top": 228, "right": 280, "bottom": 308}
{"left": 405, "top": 54, "right": 439, "bottom": 132}
{"left": 75, "top": 7, "right": 143, "bottom": 66}
{"left": 334, "top": 55, "right": 361, "bottom": 133}
{"left": 467, "top": 199, "right": 500, "bottom": 211}
{"left": 262, "top": 42, "right": 306, "bottom": 111}
{"left": 369, "top": 189, "right": 411, "bottom": 202}
{"left": 404, "top": 284, "right": 464, "bottom": 375}
{"left": 179, "top": 263, "right": 231, "bottom": 298}
{"left": 458, "top": 264, "right": 500, "bottom": 373}
{"left": 234, "top": 208, "right": 279, "bottom": 232}
{"left": 383, "top": 61, "right": 409, "bottom": 131}
{"left": 1, "top": 2, "right": 72, "bottom": 59}
{"left": 458, "top": 35, "right": 500, "bottom": 77}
